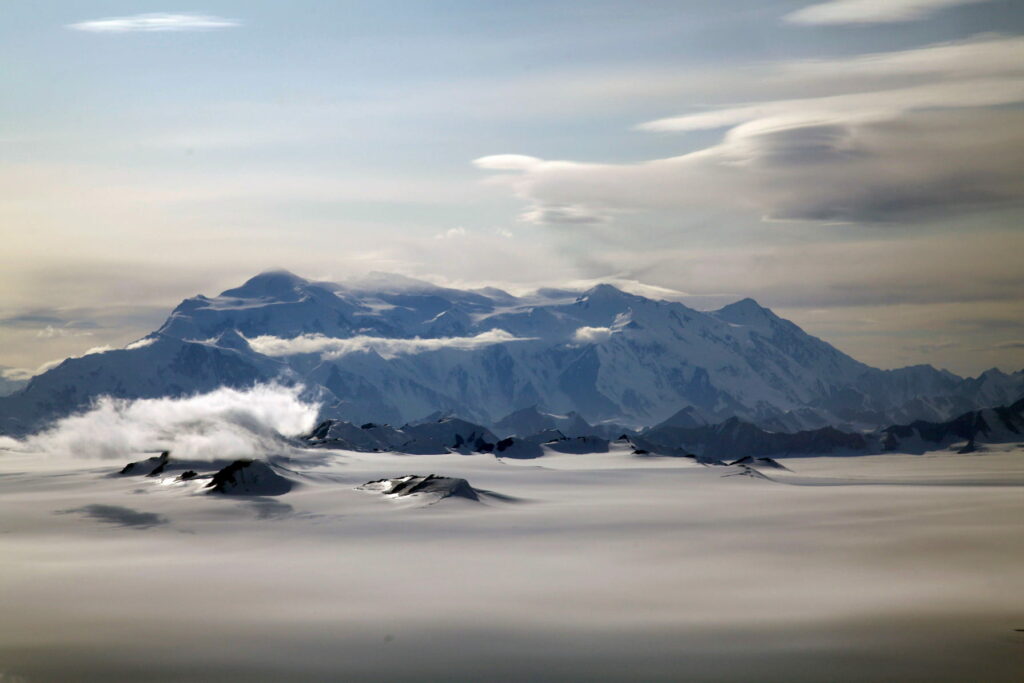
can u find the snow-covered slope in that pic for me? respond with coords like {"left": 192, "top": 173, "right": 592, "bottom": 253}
{"left": 1, "top": 269, "right": 1022, "bottom": 436}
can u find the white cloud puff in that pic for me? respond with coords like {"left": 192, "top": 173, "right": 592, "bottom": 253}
{"left": 10, "top": 384, "right": 317, "bottom": 460}
{"left": 572, "top": 326, "right": 614, "bottom": 344}
{"left": 125, "top": 337, "right": 157, "bottom": 350}
{"left": 246, "top": 329, "right": 533, "bottom": 360}
{"left": 68, "top": 13, "right": 240, "bottom": 33}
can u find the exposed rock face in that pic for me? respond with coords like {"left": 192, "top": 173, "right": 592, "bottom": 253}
{"left": 492, "top": 430, "right": 567, "bottom": 459}
{"left": 729, "top": 456, "right": 791, "bottom": 471}
{"left": 359, "top": 474, "right": 481, "bottom": 502}
{"left": 881, "top": 397, "right": 1024, "bottom": 453}
{"left": 205, "top": 460, "right": 293, "bottom": 496}
{"left": 119, "top": 451, "right": 170, "bottom": 477}
{"left": 304, "top": 417, "right": 496, "bottom": 454}
{"left": 493, "top": 406, "right": 595, "bottom": 438}
{"left": 642, "top": 418, "right": 868, "bottom": 460}
{"left": 306, "top": 395, "right": 1024, "bottom": 461}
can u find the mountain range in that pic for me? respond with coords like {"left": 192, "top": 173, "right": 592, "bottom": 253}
{"left": 2, "top": 269, "right": 1022, "bottom": 438}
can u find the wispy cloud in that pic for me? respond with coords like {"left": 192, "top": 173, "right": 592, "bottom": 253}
{"left": 636, "top": 78, "right": 1024, "bottom": 133}
{"left": 0, "top": 313, "right": 99, "bottom": 330}
{"left": 477, "top": 35, "right": 1024, "bottom": 225}
{"left": 434, "top": 227, "right": 467, "bottom": 240}
{"left": 245, "top": 329, "right": 534, "bottom": 360}
{"left": 785, "top": 0, "right": 992, "bottom": 26}
{"left": 0, "top": 366, "right": 31, "bottom": 382}
{"left": 902, "top": 341, "right": 961, "bottom": 355}
{"left": 1, "top": 345, "right": 114, "bottom": 382}
{"left": 68, "top": 13, "right": 240, "bottom": 33}
{"left": 36, "top": 325, "right": 95, "bottom": 339}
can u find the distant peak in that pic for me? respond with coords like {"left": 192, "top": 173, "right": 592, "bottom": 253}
{"left": 259, "top": 267, "right": 302, "bottom": 278}
{"left": 220, "top": 269, "right": 309, "bottom": 300}
{"left": 721, "top": 297, "right": 765, "bottom": 313}
{"left": 579, "top": 283, "right": 634, "bottom": 302}
{"left": 713, "top": 297, "right": 777, "bottom": 325}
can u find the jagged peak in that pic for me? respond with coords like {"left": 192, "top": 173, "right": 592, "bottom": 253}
{"left": 649, "top": 404, "right": 711, "bottom": 430}
{"left": 712, "top": 297, "right": 782, "bottom": 328}
{"left": 716, "top": 297, "right": 771, "bottom": 315}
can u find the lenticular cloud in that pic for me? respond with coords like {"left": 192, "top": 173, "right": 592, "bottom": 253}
{"left": 11, "top": 384, "right": 319, "bottom": 460}
{"left": 246, "top": 329, "right": 532, "bottom": 360}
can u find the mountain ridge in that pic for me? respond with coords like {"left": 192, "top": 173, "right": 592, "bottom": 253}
{"left": 1, "top": 269, "right": 1022, "bottom": 437}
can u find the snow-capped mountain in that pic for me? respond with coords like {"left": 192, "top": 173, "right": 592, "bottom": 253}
{"left": 2, "top": 269, "right": 1022, "bottom": 437}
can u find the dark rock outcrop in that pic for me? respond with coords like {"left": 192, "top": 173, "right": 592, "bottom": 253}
{"left": 359, "top": 474, "right": 481, "bottom": 502}
{"left": 205, "top": 459, "right": 293, "bottom": 496}
{"left": 881, "top": 396, "right": 1024, "bottom": 453}
{"left": 729, "top": 456, "right": 791, "bottom": 471}
{"left": 642, "top": 417, "right": 868, "bottom": 460}
{"left": 119, "top": 451, "right": 170, "bottom": 477}
{"left": 304, "top": 417, "right": 497, "bottom": 455}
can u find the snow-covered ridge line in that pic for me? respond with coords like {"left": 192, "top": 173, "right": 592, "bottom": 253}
{"left": 1, "top": 268, "right": 1022, "bottom": 437}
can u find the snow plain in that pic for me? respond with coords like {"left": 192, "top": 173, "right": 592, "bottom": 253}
{"left": 1, "top": 442, "right": 1022, "bottom": 682}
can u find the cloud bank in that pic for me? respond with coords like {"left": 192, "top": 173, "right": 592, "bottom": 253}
{"left": 476, "top": 35, "right": 1024, "bottom": 225}
{"left": 3, "top": 384, "right": 318, "bottom": 459}
{"left": 785, "top": 0, "right": 993, "bottom": 25}
{"left": 246, "top": 329, "right": 533, "bottom": 360}
{"left": 68, "top": 13, "right": 240, "bottom": 33}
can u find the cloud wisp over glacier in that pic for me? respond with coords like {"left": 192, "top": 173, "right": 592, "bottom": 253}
{"left": 246, "top": 329, "right": 534, "bottom": 360}
{"left": 1, "top": 384, "right": 318, "bottom": 460}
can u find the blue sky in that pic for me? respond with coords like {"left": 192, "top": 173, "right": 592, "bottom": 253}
{"left": 2, "top": 0, "right": 1023, "bottom": 377}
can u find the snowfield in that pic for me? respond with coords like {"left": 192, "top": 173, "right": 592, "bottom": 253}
{"left": 1, "top": 443, "right": 1022, "bottom": 682}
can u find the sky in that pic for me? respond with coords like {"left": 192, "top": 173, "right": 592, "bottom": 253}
{"left": 1, "top": 0, "right": 1023, "bottom": 379}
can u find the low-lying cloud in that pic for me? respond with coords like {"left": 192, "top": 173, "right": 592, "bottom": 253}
{"left": 246, "top": 329, "right": 533, "bottom": 360}
{"left": 3, "top": 384, "right": 318, "bottom": 460}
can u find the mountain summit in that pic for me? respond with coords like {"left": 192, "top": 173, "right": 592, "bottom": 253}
{"left": 1, "top": 271, "right": 1022, "bottom": 437}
